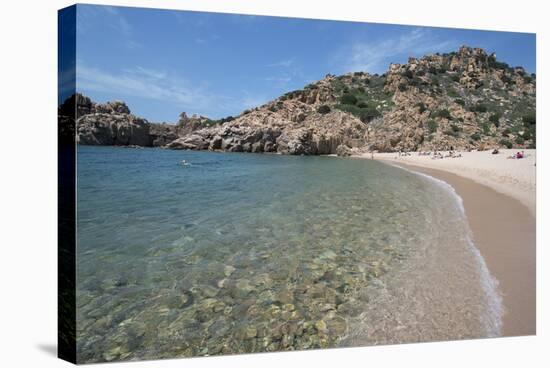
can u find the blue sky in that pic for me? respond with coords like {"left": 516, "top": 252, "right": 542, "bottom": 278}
{"left": 69, "top": 4, "right": 536, "bottom": 122}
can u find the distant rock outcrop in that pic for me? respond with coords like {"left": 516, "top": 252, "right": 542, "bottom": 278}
{"left": 59, "top": 95, "right": 151, "bottom": 146}
{"left": 148, "top": 123, "right": 178, "bottom": 147}
{"left": 57, "top": 94, "right": 214, "bottom": 147}
{"left": 77, "top": 113, "right": 151, "bottom": 146}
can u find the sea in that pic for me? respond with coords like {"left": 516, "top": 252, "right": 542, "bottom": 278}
{"left": 75, "top": 146, "right": 502, "bottom": 363}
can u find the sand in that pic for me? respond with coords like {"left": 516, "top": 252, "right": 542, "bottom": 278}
{"left": 366, "top": 149, "right": 536, "bottom": 216}
{"left": 358, "top": 150, "right": 536, "bottom": 337}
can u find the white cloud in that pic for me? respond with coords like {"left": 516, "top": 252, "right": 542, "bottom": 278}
{"left": 76, "top": 62, "right": 256, "bottom": 118}
{"left": 265, "top": 76, "right": 292, "bottom": 83}
{"left": 342, "top": 28, "right": 456, "bottom": 74}
{"left": 77, "top": 63, "right": 213, "bottom": 110}
{"left": 131, "top": 66, "right": 167, "bottom": 80}
{"left": 268, "top": 59, "right": 294, "bottom": 68}
{"left": 195, "top": 34, "right": 220, "bottom": 44}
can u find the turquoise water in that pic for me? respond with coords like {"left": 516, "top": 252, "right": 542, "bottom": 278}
{"left": 76, "top": 146, "right": 501, "bottom": 363}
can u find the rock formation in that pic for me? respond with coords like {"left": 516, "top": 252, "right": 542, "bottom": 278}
{"left": 62, "top": 46, "right": 536, "bottom": 153}
{"left": 164, "top": 46, "right": 536, "bottom": 153}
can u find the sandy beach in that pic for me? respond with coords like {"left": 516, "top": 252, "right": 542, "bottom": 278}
{"left": 359, "top": 149, "right": 536, "bottom": 337}
{"left": 368, "top": 149, "right": 536, "bottom": 216}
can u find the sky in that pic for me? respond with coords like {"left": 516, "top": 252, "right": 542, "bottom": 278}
{"left": 64, "top": 4, "right": 536, "bottom": 123}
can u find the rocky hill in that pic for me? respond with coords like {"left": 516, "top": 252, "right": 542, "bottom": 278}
{"left": 63, "top": 46, "right": 536, "bottom": 154}
{"left": 167, "top": 46, "right": 536, "bottom": 154}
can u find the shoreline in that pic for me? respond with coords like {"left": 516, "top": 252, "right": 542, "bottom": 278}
{"left": 362, "top": 149, "right": 536, "bottom": 217}
{"left": 375, "top": 159, "right": 536, "bottom": 337}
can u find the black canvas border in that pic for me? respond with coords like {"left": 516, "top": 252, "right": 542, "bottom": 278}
{"left": 58, "top": 4, "right": 77, "bottom": 364}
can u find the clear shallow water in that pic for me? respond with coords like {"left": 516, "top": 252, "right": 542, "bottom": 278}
{"left": 76, "top": 146, "right": 501, "bottom": 363}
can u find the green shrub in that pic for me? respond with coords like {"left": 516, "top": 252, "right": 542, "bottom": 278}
{"left": 359, "top": 108, "right": 381, "bottom": 122}
{"left": 471, "top": 104, "right": 488, "bottom": 113}
{"left": 489, "top": 113, "right": 501, "bottom": 123}
{"left": 317, "top": 105, "right": 331, "bottom": 114}
{"left": 444, "top": 129, "right": 459, "bottom": 137}
{"left": 416, "top": 102, "right": 427, "bottom": 113}
{"left": 432, "top": 109, "right": 452, "bottom": 119}
{"left": 409, "top": 78, "right": 421, "bottom": 87}
{"left": 398, "top": 84, "right": 408, "bottom": 92}
{"left": 210, "top": 115, "right": 234, "bottom": 124}
{"left": 334, "top": 104, "right": 380, "bottom": 123}
{"left": 489, "top": 113, "right": 501, "bottom": 127}
{"left": 499, "top": 139, "right": 513, "bottom": 149}
{"left": 455, "top": 98, "right": 465, "bottom": 106}
{"left": 502, "top": 128, "right": 511, "bottom": 137}
{"left": 330, "top": 79, "right": 346, "bottom": 92}
{"left": 426, "top": 119, "right": 438, "bottom": 133}
{"left": 470, "top": 132, "right": 481, "bottom": 141}
{"left": 447, "top": 88, "right": 459, "bottom": 97}
{"left": 340, "top": 93, "right": 358, "bottom": 105}
{"left": 203, "top": 114, "right": 235, "bottom": 126}
{"left": 515, "top": 136, "right": 525, "bottom": 145}
{"left": 522, "top": 112, "right": 536, "bottom": 126}
{"left": 286, "top": 89, "right": 303, "bottom": 99}
{"left": 451, "top": 74, "right": 460, "bottom": 82}
{"left": 500, "top": 74, "right": 513, "bottom": 85}
{"left": 481, "top": 122, "right": 491, "bottom": 135}
{"left": 451, "top": 124, "right": 461, "bottom": 133}
{"left": 522, "top": 130, "right": 531, "bottom": 140}
{"left": 281, "top": 89, "right": 303, "bottom": 100}
{"left": 356, "top": 101, "right": 368, "bottom": 108}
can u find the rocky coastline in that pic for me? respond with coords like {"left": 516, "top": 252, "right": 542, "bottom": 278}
{"left": 59, "top": 46, "right": 536, "bottom": 155}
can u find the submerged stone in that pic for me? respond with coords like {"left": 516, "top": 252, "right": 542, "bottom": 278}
{"left": 314, "top": 320, "right": 328, "bottom": 333}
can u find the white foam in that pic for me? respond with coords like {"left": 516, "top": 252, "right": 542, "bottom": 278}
{"left": 390, "top": 163, "right": 504, "bottom": 337}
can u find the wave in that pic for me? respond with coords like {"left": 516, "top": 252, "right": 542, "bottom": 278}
{"left": 389, "top": 163, "right": 504, "bottom": 337}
